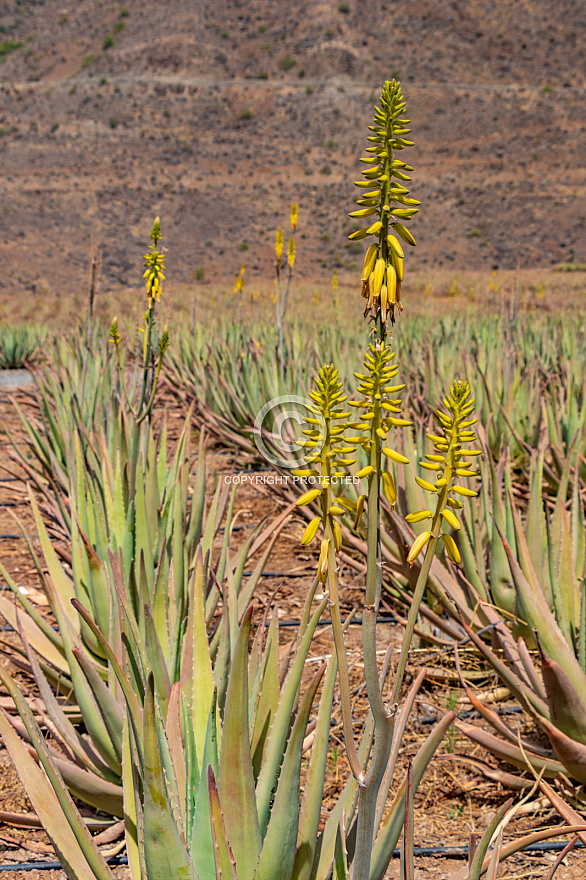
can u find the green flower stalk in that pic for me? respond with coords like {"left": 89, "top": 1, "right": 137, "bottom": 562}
{"left": 344, "top": 341, "right": 411, "bottom": 879}
{"left": 275, "top": 203, "right": 298, "bottom": 379}
{"left": 392, "top": 379, "right": 481, "bottom": 707}
{"left": 109, "top": 217, "right": 170, "bottom": 500}
{"left": 294, "top": 365, "right": 364, "bottom": 776}
{"left": 349, "top": 79, "right": 420, "bottom": 331}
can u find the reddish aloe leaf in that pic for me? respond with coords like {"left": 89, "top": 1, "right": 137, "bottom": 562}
{"left": 253, "top": 664, "right": 326, "bottom": 880}
{"left": 142, "top": 675, "right": 198, "bottom": 880}
{"left": 536, "top": 777, "right": 586, "bottom": 846}
{"left": 540, "top": 652, "right": 586, "bottom": 746}
{"left": 208, "top": 766, "right": 238, "bottom": 880}
{"left": 218, "top": 606, "right": 261, "bottom": 880}
{"left": 456, "top": 721, "right": 564, "bottom": 777}
{"left": 539, "top": 716, "right": 586, "bottom": 784}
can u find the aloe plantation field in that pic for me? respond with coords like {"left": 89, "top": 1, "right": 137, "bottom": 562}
{"left": 0, "top": 3, "right": 585, "bottom": 876}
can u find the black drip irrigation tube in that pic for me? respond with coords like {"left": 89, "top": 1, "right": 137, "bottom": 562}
{"left": 0, "top": 615, "right": 399, "bottom": 634}
{"left": 0, "top": 840, "right": 583, "bottom": 871}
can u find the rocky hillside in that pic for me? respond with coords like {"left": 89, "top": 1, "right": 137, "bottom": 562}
{"left": 0, "top": 0, "right": 584, "bottom": 295}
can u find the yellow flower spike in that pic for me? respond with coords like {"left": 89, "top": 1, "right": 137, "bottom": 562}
{"left": 405, "top": 510, "right": 433, "bottom": 523}
{"left": 290, "top": 202, "right": 298, "bottom": 231}
{"left": 296, "top": 487, "right": 322, "bottom": 506}
{"left": 382, "top": 471, "right": 396, "bottom": 506}
{"left": 443, "top": 534, "right": 461, "bottom": 564}
{"left": 441, "top": 509, "right": 461, "bottom": 530}
{"left": 287, "top": 236, "right": 296, "bottom": 268}
{"left": 301, "top": 517, "right": 321, "bottom": 545}
{"left": 407, "top": 530, "right": 432, "bottom": 566}
{"left": 275, "top": 227, "right": 284, "bottom": 262}
{"left": 109, "top": 316, "right": 121, "bottom": 346}
{"left": 382, "top": 448, "right": 409, "bottom": 464}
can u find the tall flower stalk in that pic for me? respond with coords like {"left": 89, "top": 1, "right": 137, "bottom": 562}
{"left": 275, "top": 203, "right": 298, "bottom": 380}
{"left": 296, "top": 80, "right": 481, "bottom": 880}
{"left": 109, "top": 217, "right": 169, "bottom": 498}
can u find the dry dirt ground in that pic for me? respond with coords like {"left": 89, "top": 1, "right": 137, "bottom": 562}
{"left": 0, "top": 0, "right": 583, "bottom": 301}
{"left": 0, "top": 376, "right": 585, "bottom": 877}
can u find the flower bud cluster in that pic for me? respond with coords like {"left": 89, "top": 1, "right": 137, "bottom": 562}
{"left": 349, "top": 79, "right": 419, "bottom": 326}
{"left": 143, "top": 216, "right": 166, "bottom": 304}
{"left": 406, "top": 379, "right": 481, "bottom": 565}
{"left": 346, "top": 341, "right": 411, "bottom": 525}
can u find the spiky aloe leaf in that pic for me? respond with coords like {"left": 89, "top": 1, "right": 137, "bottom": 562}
{"left": 190, "top": 693, "right": 220, "bottom": 877}
{"left": 292, "top": 646, "right": 338, "bottom": 880}
{"left": 218, "top": 605, "right": 262, "bottom": 880}
{"left": 540, "top": 652, "right": 586, "bottom": 745}
{"left": 333, "top": 813, "right": 348, "bottom": 880}
{"left": 0, "top": 669, "right": 114, "bottom": 880}
{"left": 122, "top": 716, "right": 142, "bottom": 880}
{"left": 72, "top": 598, "right": 143, "bottom": 758}
{"left": 498, "top": 517, "right": 586, "bottom": 698}
{"left": 255, "top": 596, "right": 328, "bottom": 838}
{"left": 253, "top": 663, "right": 326, "bottom": 880}
{"left": 28, "top": 642, "right": 116, "bottom": 776}
{"left": 538, "top": 716, "right": 586, "bottom": 783}
{"left": 457, "top": 721, "right": 564, "bottom": 777}
{"left": 72, "top": 647, "right": 124, "bottom": 765}
{"left": 143, "top": 603, "right": 172, "bottom": 718}
{"left": 0, "top": 593, "right": 69, "bottom": 674}
{"left": 250, "top": 613, "right": 279, "bottom": 778}
{"left": 208, "top": 766, "right": 239, "bottom": 880}
{"left": 180, "top": 547, "right": 215, "bottom": 760}
{"left": 142, "top": 674, "right": 198, "bottom": 880}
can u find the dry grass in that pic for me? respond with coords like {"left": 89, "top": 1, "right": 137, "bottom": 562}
{"left": 1, "top": 267, "right": 584, "bottom": 333}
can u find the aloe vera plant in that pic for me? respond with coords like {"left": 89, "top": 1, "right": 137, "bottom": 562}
{"left": 0, "top": 553, "right": 457, "bottom": 880}
{"left": 0, "top": 221, "right": 284, "bottom": 816}
{"left": 444, "top": 444, "right": 586, "bottom": 787}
